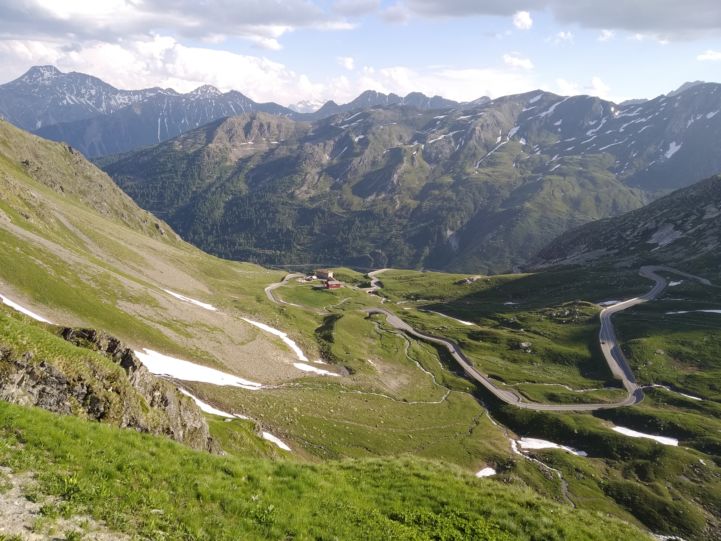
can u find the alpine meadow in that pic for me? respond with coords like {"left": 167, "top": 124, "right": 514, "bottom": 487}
{"left": 0, "top": 2, "right": 720, "bottom": 540}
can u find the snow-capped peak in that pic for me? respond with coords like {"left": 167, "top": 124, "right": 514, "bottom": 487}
{"left": 21, "top": 65, "right": 62, "bottom": 84}
{"left": 188, "top": 85, "right": 223, "bottom": 99}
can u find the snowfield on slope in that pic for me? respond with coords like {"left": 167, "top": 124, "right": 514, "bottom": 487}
{"left": 261, "top": 432, "right": 291, "bottom": 451}
{"left": 242, "top": 318, "right": 339, "bottom": 376}
{"left": 177, "top": 388, "right": 245, "bottom": 418}
{"left": 612, "top": 426, "right": 678, "bottom": 446}
{"left": 475, "top": 467, "right": 496, "bottom": 478}
{"left": 515, "top": 437, "right": 587, "bottom": 457}
{"left": 0, "top": 293, "right": 53, "bottom": 324}
{"left": 163, "top": 289, "right": 217, "bottom": 311}
{"left": 134, "top": 349, "right": 263, "bottom": 390}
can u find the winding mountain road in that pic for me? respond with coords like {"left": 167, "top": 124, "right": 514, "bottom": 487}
{"left": 369, "top": 265, "right": 711, "bottom": 411}
{"left": 264, "top": 273, "right": 304, "bottom": 306}
{"left": 266, "top": 265, "right": 712, "bottom": 412}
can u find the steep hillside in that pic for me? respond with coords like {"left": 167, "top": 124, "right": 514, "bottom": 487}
{"left": 2, "top": 121, "right": 721, "bottom": 539}
{"left": 0, "top": 400, "right": 651, "bottom": 540}
{"left": 0, "top": 306, "right": 215, "bottom": 451}
{"left": 103, "top": 99, "right": 649, "bottom": 273}
{"left": 533, "top": 174, "right": 721, "bottom": 276}
{"left": 0, "top": 117, "right": 332, "bottom": 407}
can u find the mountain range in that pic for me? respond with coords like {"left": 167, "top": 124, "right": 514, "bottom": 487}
{"left": 1, "top": 77, "right": 721, "bottom": 540}
{"left": 3, "top": 65, "right": 721, "bottom": 273}
{"left": 0, "top": 66, "right": 462, "bottom": 157}
{"left": 101, "top": 82, "right": 721, "bottom": 273}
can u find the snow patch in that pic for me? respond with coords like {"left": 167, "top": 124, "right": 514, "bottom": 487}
{"left": 424, "top": 310, "right": 474, "bottom": 326}
{"left": 163, "top": 289, "right": 217, "bottom": 312}
{"left": 293, "top": 363, "right": 340, "bottom": 377}
{"left": 648, "top": 224, "right": 683, "bottom": 248}
{"left": 242, "top": 318, "right": 309, "bottom": 362}
{"left": 262, "top": 431, "right": 291, "bottom": 451}
{"left": 475, "top": 467, "right": 496, "bottom": 478}
{"left": 178, "top": 388, "right": 241, "bottom": 418}
{"left": 612, "top": 426, "right": 678, "bottom": 446}
{"left": 0, "top": 294, "right": 53, "bottom": 324}
{"left": 664, "top": 141, "right": 682, "bottom": 159}
{"left": 537, "top": 97, "right": 570, "bottom": 118}
{"left": 134, "top": 349, "right": 262, "bottom": 390}
{"left": 516, "top": 437, "right": 587, "bottom": 457}
{"left": 666, "top": 309, "right": 721, "bottom": 315}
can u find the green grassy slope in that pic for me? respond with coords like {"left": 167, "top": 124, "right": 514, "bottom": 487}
{"left": 2, "top": 119, "right": 719, "bottom": 539}
{"left": 0, "top": 400, "right": 651, "bottom": 541}
{"left": 534, "top": 174, "right": 721, "bottom": 280}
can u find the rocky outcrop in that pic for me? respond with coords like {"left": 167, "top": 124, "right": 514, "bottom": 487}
{"left": 0, "top": 328, "right": 218, "bottom": 453}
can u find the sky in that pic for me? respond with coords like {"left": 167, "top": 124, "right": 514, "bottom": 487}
{"left": 1, "top": 0, "right": 721, "bottom": 108}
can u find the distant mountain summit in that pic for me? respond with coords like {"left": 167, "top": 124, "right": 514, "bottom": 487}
{"left": 0, "top": 65, "right": 163, "bottom": 130}
{"left": 0, "top": 65, "right": 296, "bottom": 157}
{"left": 306, "top": 90, "right": 459, "bottom": 120}
{"left": 0, "top": 66, "right": 467, "bottom": 157}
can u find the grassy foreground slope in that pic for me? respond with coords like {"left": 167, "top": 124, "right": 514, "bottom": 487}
{"left": 0, "top": 298, "right": 651, "bottom": 540}
{"left": 0, "top": 400, "right": 650, "bottom": 541}
{"left": 1, "top": 119, "right": 716, "bottom": 539}
{"left": 0, "top": 117, "right": 320, "bottom": 384}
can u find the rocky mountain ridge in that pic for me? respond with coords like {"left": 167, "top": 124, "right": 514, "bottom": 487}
{"left": 0, "top": 322, "right": 217, "bottom": 452}
{"left": 103, "top": 81, "right": 721, "bottom": 273}
{"left": 0, "top": 66, "right": 464, "bottom": 157}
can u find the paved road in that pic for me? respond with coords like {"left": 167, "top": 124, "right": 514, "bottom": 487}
{"left": 367, "top": 265, "right": 712, "bottom": 412}
{"left": 265, "top": 265, "right": 711, "bottom": 411}
{"left": 366, "top": 268, "right": 388, "bottom": 294}
{"left": 264, "top": 273, "right": 304, "bottom": 306}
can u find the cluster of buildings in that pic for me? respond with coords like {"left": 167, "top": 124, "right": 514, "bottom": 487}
{"left": 308, "top": 269, "right": 342, "bottom": 289}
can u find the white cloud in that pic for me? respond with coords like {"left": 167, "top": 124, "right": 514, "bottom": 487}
{"left": 512, "top": 11, "right": 533, "bottom": 30}
{"left": 555, "top": 76, "right": 612, "bottom": 100}
{"left": 0, "top": 35, "right": 539, "bottom": 106}
{"left": 550, "top": 30, "right": 574, "bottom": 44}
{"left": 355, "top": 64, "right": 536, "bottom": 101}
{"left": 698, "top": 49, "right": 721, "bottom": 61}
{"left": 333, "top": 0, "right": 380, "bottom": 16}
{"left": 337, "top": 56, "right": 355, "bottom": 70}
{"left": 556, "top": 78, "right": 580, "bottom": 96}
{"left": 390, "top": 1, "right": 721, "bottom": 41}
{"left": 0, "top": 37, "right": 322, "bottom": 103}
{"left": 589, "top": 76, "right": 611, "bottom": 99}
{"left": 503, "top": 52, "right": 534, "bottom": 70}
{"left": 598, "top": 29, "right": 614, "bottom": 41}
{"left": 0, "top": 0, "right": 353, "bottom": 50}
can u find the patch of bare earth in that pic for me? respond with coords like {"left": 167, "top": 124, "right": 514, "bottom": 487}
{"left": 0, "top": 467, "right": 128, "bottom": 541}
